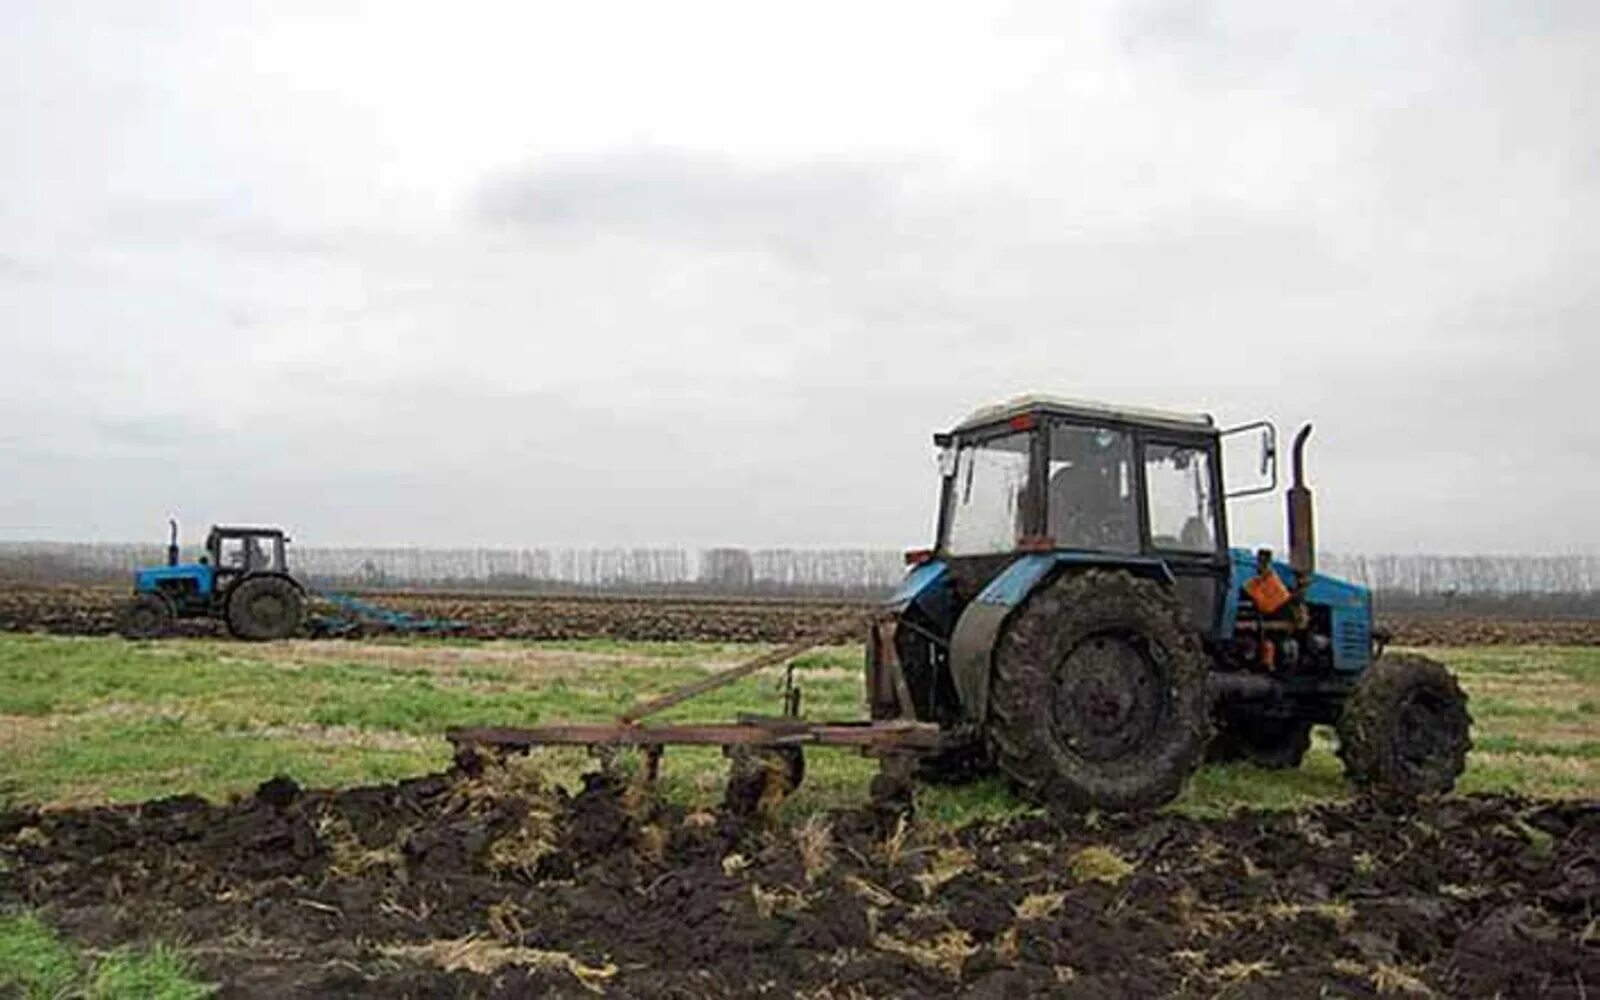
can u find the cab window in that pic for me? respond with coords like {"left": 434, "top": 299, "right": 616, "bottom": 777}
{"left": 1144, "top": 442, "right": 1218, "bottom": 552}
{"left": 944, "top": 432, "right": 1031, "bottom": 555}
{"left": 1046, "top": 424, "right": 1138, "bottom": 551}
{"left": 219, "top": 538, "right": 246, "bottom": 569}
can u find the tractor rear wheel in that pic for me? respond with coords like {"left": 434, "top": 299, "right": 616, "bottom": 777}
{"left": 1207, "top": 718, "right": 1313, "bottom": 770}
{"left": 986, "top": 570, "right": 1210, "bottom": 813}
{"left": 119, "top": 594, "right": 173, "bottom": 640}
{"left": 226, "top": 576, "right": 305, "bottom": 641}
{"left": 1337, "top": 653, "right": 1470, "bottom": 799}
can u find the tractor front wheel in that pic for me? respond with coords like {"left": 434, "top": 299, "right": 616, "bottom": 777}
{"left": 119, "top": 594, "right": 173, "bottom": 640}
{"left": 1337, "top": 653, "right": 1470, "bottom": 799}
{"left": 986, "top": 570, "right": 1211, "bottom": 813}
{"left": 226, "top": 576, "right": 305, "bottom": 641}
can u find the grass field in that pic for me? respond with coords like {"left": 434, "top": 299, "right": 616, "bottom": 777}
{"left": 2, "top": 634, "right": 1596, "bottom": 822}
{"left": 0, "top": 912, "right": 209, "bottom": 1000}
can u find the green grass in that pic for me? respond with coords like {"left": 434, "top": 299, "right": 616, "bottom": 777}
{"left": 0, "top": 911, "right": 211, "bottom": 999}
{"left": 0, "top": 912, "right": 77, "bottom": 1000}
{"left": 0, "top": 635, "right": 1596, "bottom": 817}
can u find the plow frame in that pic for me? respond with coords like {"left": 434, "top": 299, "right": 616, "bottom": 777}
{"left": 447, "top": 717, "right": 946, "bottom": 755}
{"left": 445, "top": 617, "right": 950, "bottom": 764}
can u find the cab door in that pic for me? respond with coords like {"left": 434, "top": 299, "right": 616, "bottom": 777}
{"left": 1139, "top": 436, "right": 1229, "bottom": 636}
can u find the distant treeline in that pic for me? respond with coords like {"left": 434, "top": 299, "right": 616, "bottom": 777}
{"left": 1, "top": 542, "right": 1597, "bottom": 605}
{"left": 0, "top": 543, "right": 907, "bottom": 598}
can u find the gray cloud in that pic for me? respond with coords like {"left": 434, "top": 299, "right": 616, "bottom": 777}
{"left": 1, "top": 1, "right": 1594, "bottom": 556}
{"left": 475, "top": 148, "right": 904, "bottom": 266}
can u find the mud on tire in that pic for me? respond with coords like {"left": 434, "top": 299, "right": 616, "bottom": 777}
{"left": 226, "top": 576, "right": 305, "bottom": 641}
{"left": 986, "top": 569, "right": 1211, "bottom": 813}
{"left": 1337, "top": 652, "right": 1471, "bottom": 799}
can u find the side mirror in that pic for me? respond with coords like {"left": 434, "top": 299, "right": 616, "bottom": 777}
{"left": 1221, "top": 421, "right": 1278, "bottom": 498}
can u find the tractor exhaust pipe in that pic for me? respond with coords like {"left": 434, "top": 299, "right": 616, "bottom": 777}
{"left": 1287, "top": 425, "right": 1314, "bottom": 586}
{"left": 167, "top": 519, "right": 180, "bottom": 567}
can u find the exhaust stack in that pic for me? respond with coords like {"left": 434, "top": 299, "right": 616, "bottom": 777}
{"left": 1287, "top": 425, "right": 1315, "bottom": 585}
{"left": 167, "top": 519, "right": 180, "bottom": 567}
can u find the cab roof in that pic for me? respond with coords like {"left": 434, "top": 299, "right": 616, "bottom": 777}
{"left": 205, "top": 526, "right": 288, "bottom": 539}
{"left": 951, "top": 394, "right": 1215, "bottom": 436}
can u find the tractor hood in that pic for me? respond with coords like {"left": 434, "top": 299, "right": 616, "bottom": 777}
{"left": 135, "top": 563, "right": 215, "bottom": 596}
{"left": 1224, "top": 547, "right": 1372, "bottom": 670}
{"left": 1226, "top": 548, "right": 1367, "bottom": 610}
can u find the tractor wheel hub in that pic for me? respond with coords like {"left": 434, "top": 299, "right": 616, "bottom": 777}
{"left": 1051, "top": 633, "right": 1164, "bottom": 762}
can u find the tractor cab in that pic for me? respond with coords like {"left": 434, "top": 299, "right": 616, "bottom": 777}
{"left": 927, "top": 395, "right": 1271, "bottom": 637}
{"left": 205, "top": 526, "right": 290, "bottom": 581}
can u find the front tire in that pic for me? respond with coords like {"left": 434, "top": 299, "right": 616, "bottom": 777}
{"left": 986, "top": 570, "right": 1210, "bottom": 812}
{"left": 1337, "top": 653, "right": 1470, "bottom": 798}
{"left": 226, "top": 576, "right": 304, "bottom": 641}
{"left": 119, "top": 593, "right": 173, "bottom": 640}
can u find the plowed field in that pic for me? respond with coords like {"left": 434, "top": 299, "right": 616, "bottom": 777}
{"left": 3, "top": 581, "right": 1598, "bottom": 645}
{"left": 2, "top": 766, "right": 1595, "bottom": 998}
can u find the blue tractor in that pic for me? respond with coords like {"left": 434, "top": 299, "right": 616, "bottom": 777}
{"left": 866, "top": 396, "right": 1471, "bottom": 810}
{"left": 120, "top": 521, "right": 307, "bottom": 640}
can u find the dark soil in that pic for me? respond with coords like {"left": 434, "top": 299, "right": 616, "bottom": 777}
{"left": 3, "top": 581, "right": 1598, "bottom": 646}
{"left": 3, "top": 770, "right": 1596, "bottom": 998}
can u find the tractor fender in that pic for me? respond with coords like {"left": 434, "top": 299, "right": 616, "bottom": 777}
{"left": 885, "top": 559, "right": 950, "bottom": 616}
{"left": 948, "top": 553, "right": 1176, "bottom": 724}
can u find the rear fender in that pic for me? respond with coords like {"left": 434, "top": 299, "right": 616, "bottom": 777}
{"left": 884, "top": 559, "right": 952, "bottom": 620}
{"left": 867, "top": 561, "right": 952, "bottom": 721}
{"left": 948, "top": 553, "right": 1175, "bottom": 723}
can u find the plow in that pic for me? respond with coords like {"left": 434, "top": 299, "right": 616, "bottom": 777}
{"left": 446, "top": 628, "right": 947, "bottom": 816}
{"left": 444, "top": 394, "right": 1474, "bottom": 816}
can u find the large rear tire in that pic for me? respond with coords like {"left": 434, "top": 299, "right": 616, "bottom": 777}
{"left": 1337, "top": 653, "right": 1470, "bottom": 799}
{"left": 119, "top": 594, "right": 173, "bottom": 640}
{"left": 226, "top": 576, "right": 304, "bottom": 641}
{"left": 986, "top": 570, "right": 1211, "bottom": 813}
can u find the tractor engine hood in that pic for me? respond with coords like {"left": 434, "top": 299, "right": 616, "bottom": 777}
{"left": 1224, "top": 547, "right": 1371, "bottom": 671}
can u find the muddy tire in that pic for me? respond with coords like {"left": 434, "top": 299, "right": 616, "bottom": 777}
{"left": 1207, "top": 718, "right": 1313, "bottom": 770}
{"left": 119, "top": 594, "right": 173, "bottom": 640}
{"left": 1337, "top": 653, "right": 1470, "bottom": 799}
{"left": 225, "top": 576, "right": 304, "bottom": 641}
{"left": 986, "top": 570, "right": 1211, "bottom": 813}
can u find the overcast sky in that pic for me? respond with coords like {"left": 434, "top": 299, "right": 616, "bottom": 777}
{"left": 2, "top": 1, "right": 1594, "bottom": 554}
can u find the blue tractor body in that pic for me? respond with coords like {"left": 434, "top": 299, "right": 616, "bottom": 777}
{"left": 885, "top": 549, "right": 1374, "bottom": 724}
{"left": 1220, "top": 548, "right": 1372, "bottom": 672}
{"left": 134, "top": 562, "right": 216, "bottom": 604}
{"left": 893, "top": 551, "right": 1372, "bottom": 667}
{"left": 864, "top": 395, "right": 1462, "bottom": 811}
